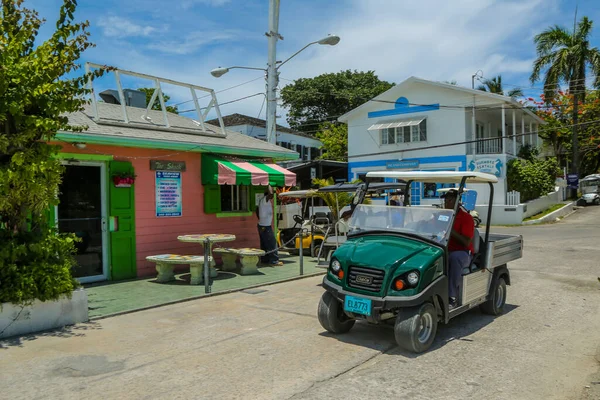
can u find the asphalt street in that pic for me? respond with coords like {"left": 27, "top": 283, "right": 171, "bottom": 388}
{"left": 1, "top": 206, "right": 599, "bottom": 400}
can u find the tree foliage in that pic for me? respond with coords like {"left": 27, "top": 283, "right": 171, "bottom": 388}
{"left": 476, "top": 75, "right": 523, "bottom": 98}
{"left": 529, "top": 91, "right": 600, "bottom": 175}
{"left": 280, "top": 70, "right": 394, "bottom": 133}
{"left": 507, "top": 157, "right": 560, "bottom": 202}
{"left": 315, "top": 122, "right": 347, "bottom": 161}
{"left": 530, "top": 16, "right": 600, "bottom": 101}
{"left": 0, "top": 0, "right": 104, "bottom": 304}
{"left": 136, "top": 87, "right": 178, "bottom": 114}
{"left": 310, "top": 177, "right": 369, "bottom": 221}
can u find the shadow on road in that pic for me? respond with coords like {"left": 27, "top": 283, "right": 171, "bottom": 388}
{"left": 0, "top": 321, "right": 103, "bottom": 350}
{"left": 317, "top": 303, "right": 519, "bottom": 357}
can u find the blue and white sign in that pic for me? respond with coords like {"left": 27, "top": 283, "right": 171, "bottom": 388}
{"left": 156, "top": 171, "right": 182, "bottom": 217}
{"left": 468, "top": 158, "right": 503, "bottom": 178}
{"left": 567, "top": 173, "right": 579, "bottom": 189}
{"left": 386, "top": 160, "right": 420, "bottom": 169}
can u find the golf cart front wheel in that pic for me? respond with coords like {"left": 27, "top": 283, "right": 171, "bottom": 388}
{"left": 480, "top": 277, "right": 507, "bottom": 315}
{"left": 394, "top": 302, "right": 438, "bottom": 353}
{"left": 594, "top": 198, "right": 600, "bottom": 205}
{"left": 318, "top": 291, "right": 355, "bottom": 334}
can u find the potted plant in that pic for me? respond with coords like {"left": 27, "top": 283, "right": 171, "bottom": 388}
{"left": 112, "top": 172, "right": 137, "bottom": 188}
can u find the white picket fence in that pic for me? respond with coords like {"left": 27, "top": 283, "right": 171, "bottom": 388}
{"left": 506, "top": 190, "right": 521, "bottom": 206}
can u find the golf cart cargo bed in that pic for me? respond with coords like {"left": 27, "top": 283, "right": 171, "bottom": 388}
{"left": 485, "top": 233, "right": 523, "bottom": 268}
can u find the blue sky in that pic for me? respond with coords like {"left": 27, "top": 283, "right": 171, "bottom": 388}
{"left": 25, "top": 0, "right": 600, "bottom": 125}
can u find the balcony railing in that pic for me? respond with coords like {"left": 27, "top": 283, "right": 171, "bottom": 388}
{"left": 476, "top": 137, "right": 503, "bottom": 155}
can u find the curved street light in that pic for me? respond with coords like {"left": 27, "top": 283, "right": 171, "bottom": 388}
{"left": 211, "top": 34, "right": 340, "bottom": 144}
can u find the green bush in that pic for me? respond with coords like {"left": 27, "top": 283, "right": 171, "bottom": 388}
{"left": 507, "top": 157, "right": 560, "bottom": 202}
{"left": 0, "top": 229, "right": 80, "bottom": 305}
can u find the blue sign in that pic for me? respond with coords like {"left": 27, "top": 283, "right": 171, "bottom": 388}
{"left": 461, "top": 190, "right": 477, "bottom": 211}
{"left": 567, "top": 173, "right": 579, "bottom": 189}
{"left": 386, "top": 160, "right": 420, "bottom": 169}
{"left": 468, "top": 158, "right": 503, "bottom": 178}
{"left": 156, "top": 171, "right": 182, "bottom": 217}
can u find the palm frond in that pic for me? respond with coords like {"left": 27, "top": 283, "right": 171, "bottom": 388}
{"left": 533, "top": 25, "right": 573, "bottom": 55}
{"left": 507, "top": 88, "right": 524, "bottom": 98}
{"left": 476, "top": 85, "right": 487, "bottom": 92}
{"left": 575, "top": 16, "right": 593, "bottom": 43}
{"left": 531, "top": 53, "right": 556, "bottom": 83}
{"left": 588, "top": 48, "right": 600, "bottom": 88}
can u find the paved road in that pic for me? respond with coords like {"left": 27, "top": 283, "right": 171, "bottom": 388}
{"left": 1, "top": 207, "right": 599, "bottom": 400}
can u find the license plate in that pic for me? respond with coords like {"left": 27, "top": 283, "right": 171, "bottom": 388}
{"left": 344, "top": 295, "right": 371, "bottom": 316}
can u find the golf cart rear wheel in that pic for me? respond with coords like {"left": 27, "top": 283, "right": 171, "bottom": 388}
{"left": 394, "top": 302, "right": 438, "bottom": 353}
{"left": 594, "top": 198, "right": 600, "bottom": 205}
{"left": 480, "top": 277, "right": 507, "bottom": 315}
{"left": 318, "top": 291, "right": 355, "bottom": 334}
{"left": 311, "top": 240, "right": 323, "bottom": 258}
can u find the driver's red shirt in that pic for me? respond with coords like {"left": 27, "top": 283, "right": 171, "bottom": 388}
{"left": 448, "top": 208, "right": 475, "bottom": 253}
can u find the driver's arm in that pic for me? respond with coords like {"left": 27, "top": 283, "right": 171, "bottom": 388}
{"left": 450, "top": 212, "right": 474, "bottom": 247}
{"left": 450, "top": 229, "right": 472, "bottom": 247}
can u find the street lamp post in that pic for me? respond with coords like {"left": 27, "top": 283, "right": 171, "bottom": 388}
{"left": 211, "top": 34, "right": 340, "bottom": 145}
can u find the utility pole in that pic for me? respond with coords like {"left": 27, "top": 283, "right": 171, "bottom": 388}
{"left": 266, "top": 0, "right": 281, "bottom": 145}
{"left": 571, "top": 4, "right": 580, "bottom": 199}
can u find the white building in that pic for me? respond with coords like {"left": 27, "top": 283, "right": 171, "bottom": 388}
{"left": 206, "top": 113, "right": 322, "bottom": 162}
{"left": 339, "top": 76, "right": 546, "bottom": 211}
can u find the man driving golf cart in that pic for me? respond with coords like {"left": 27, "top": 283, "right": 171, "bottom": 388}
{"left": 440, "top": 189, "right": 475, "bottom": 309}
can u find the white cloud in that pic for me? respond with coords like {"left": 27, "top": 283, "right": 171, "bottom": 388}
{"left": 146, "top": 31, "right": 242, "bottom": 55}
{"left": 97, "top": 16, "right": 157, "bottom": 38}
{"left": 181, "top": 0, "right": 231, "bottom": 9}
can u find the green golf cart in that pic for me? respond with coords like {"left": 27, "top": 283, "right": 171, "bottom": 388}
{"left": 317, "top": 171, "right": 523, "bottom": 353}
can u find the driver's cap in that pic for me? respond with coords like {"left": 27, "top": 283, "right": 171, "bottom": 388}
{"left": 440, "top": 189, "right": 458, "bottom": 199}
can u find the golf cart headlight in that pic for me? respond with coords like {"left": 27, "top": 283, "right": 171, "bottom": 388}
{"left": 407, "top": 271, "right": 419, "bottom": 286}
{"left": 331, "top": 259, "right": 341, "bottom": 272}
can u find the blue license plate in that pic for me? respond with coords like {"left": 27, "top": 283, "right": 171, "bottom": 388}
{"left": 344, "top": 295, "right": 371, "bottom": 316}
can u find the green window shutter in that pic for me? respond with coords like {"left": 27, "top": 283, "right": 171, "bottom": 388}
{"left": 109, "top": 160, "right": 137, "bottom": 280}
{"left": 204, "top": 185, "right": 221, "bottom": 214}
{"left": 249, "top": 186, "right": 264, "bottom": 212}
{"left": 45, "top": 206, "right": 56, "bottom": 231}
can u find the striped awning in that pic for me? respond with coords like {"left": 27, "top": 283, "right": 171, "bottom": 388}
{"left": 202, "top": 155, "right": 296, "bottom": 187}
{"left": 368, "top": 118, "right": 425, "bottom": 131}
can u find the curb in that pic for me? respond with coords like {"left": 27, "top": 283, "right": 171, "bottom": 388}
{"left": 522, "top": 202, "right": 576, "bottom": 225}
{"left": 89, "top": 270, "right": 326, "bottom": 321}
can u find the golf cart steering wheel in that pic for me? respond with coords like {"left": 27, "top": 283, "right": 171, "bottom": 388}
{"left": 293, "top": 215, "right": 304, "bottom": 225}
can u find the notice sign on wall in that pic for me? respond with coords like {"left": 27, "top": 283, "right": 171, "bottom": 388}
{"left": 156, "top": 171, "right": 182, "bottom": 217}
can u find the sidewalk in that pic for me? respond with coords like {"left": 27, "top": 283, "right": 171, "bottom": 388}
{"left": 85, "top": 256, "right": 324, "bottom": 319}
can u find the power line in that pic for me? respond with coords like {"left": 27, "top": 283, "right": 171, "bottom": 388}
{"left": 347, "top": 119, "right": 600, "bottom": 160}
{"left": 172, "top": 76, "right": 264, "bottom": 107}
{"left": 178, "top": 92, "right": 265, "bottom": 114}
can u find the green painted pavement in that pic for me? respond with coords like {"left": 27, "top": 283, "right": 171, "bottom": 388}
{"left": 85, "top": 257, "right": 324, "bottom": 319}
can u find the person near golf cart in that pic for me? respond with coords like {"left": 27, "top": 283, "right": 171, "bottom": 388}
{"left": 256, "top": 187, "right": 283, "bottom": 266}
{"left": 441, "top": 189, "right": 475, "bottom": 309}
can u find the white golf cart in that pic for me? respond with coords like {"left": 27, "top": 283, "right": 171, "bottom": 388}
{"left": 579, "top": 174, "right": 600, "bottom": 205}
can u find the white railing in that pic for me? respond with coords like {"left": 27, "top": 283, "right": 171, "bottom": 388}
{"left": 506, "top": 190, "right": 521, "bottom": 206}
{"left": 476, "top": 137, "right": 503, "bottom": 154}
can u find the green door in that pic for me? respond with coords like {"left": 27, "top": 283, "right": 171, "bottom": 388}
{"left": 109, "top": 161, "right": 137, "bottom": 280}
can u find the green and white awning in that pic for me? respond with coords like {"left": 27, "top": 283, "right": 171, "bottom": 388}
{"left": 202, "top": 155, "right": 296, "bottom": 187}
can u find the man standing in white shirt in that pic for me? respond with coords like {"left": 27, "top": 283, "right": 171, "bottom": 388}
{"left": 256, "top": 187, "right": 283, "bottom": 266}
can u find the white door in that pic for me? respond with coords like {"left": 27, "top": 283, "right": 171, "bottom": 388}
{"left": 55, "top": 161, "right": 109, "bottom": 283}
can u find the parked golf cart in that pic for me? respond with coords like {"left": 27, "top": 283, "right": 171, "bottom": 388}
{"left": 276, "top": 189, "right": 328, "bottom": 257}
{"left": 435, "top": 188, "right": 481, "bottom": 227}
{"left": 579, "top": 174, "right": 600, "bottom": 205}
{"left": 314, "top": 182, "right": 406, "bottom": 266}
{"left": 317, "top": 171, "right": 523, "bottom": 353}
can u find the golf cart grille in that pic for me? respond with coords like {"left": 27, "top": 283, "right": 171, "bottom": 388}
{"left": 348, "top": 266, "right": 385, "bottom": 292}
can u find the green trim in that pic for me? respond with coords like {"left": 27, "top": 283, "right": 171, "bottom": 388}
{"left": 56, "top": 152, "right": 114, "bottom": 161}
{"left": 216, "top": 211, "right": 253, "bottom": 218}
{"left": 56, "top": 132, "right": 298, "bottom": 161}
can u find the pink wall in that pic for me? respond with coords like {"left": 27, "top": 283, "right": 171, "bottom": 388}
{"left": 57, "top": 143, "right": 260, "bottom": 278}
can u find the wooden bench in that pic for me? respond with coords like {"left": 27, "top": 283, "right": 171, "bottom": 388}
{"left": 212, "top": 248, "right": 265, "bottom": 275}
{"left": 146, "top": 254, "right": 216, "bottom": 285}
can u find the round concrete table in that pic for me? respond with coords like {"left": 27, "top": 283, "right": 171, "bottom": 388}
{"left": 177, "top": 234, "right": 236, "bottom": 293}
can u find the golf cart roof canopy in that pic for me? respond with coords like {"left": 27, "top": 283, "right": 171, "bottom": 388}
{"left": 277, "top": 189, "right": 317, "bottom": 199}
{"left": 366, "top": 170, "right": 499, "bottom": 184}
{"left": 318, "top": 182, "right": 406, "bottom": 193}
{"left": 580, "top": 174, "right": 600, "bottom": 182}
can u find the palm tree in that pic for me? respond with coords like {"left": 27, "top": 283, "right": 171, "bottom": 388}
{"left": 476, "top": 75, "right": 523, "bottom": 98}
{"left": 530, "top": 16, "right": 600, "bottom": 187}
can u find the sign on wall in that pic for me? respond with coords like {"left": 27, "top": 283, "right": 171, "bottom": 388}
{"left": 150, "top": 160, "right": 186, "bottom": 172}
{"left": 566, "top": 173, "right": 579, "bottom": 189}
{"left": 467, "top": 158, "right": 504, "bottom": 178}
{"left": 156, "top": 171, "right": 182, "bottom": 217}
{"left": 386, "top": 160, "right": 420, "bottom": 169}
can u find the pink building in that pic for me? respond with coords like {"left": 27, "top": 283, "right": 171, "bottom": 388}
{"left": 50, "top": 102, "right": 297, "bottom": 283}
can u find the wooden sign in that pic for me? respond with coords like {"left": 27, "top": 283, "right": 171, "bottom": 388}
{"left": 150, "top": 160, "right": 186, "bottom": 172}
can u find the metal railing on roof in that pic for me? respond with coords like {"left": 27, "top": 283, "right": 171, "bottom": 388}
{"left": 85, "top": 62, "right": 226, "bottom": 136}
